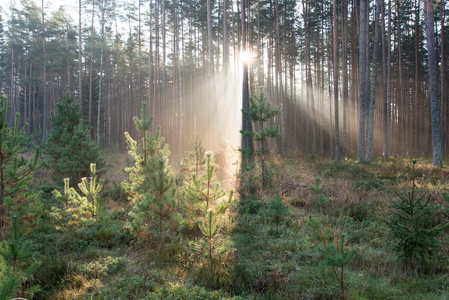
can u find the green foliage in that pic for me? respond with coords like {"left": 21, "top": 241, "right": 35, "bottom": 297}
{"left": 151, "top": 158, "right": 178, "bottom": 249}
{"left": 51, "top": 164, "right": 104, "bottom": 228}
{"left": 122, "top": 104, "right": 170, "bottom": 203}
{"left": 318, "top": 234, "right": 356, "bottom": 300}
{"left": 125, "top": 105, "right": 177, "bottom": 248}
{"left": 51, "top": 178, "right": 88, "bottom": 227}
{"left": 241, "top": 90, "right": 281, "bottom": 189}
{"left": 262, "top": 192, "right": 291, "bottom": 224}
{"left": 186, "top": 153, "right": 229, "bottom": 215}
{"left": 78, "top": 163, "right": 104, "bottom": 220}
{"left": 77, "top": 255, "right": 124, "bottom": 278}
{"left": 306, "top": 215, "right": 332, "bottom": 243}
{"left": 199, "top": 209, "right": 221, "bottom": 274}
{"left": 0, "top": 95, "right": 43, "bottom": 228}
{"left": 388, "top": 160, "right": 446, "bottom": 267}
{"left": 0, "top": 268, "right": 20, "bottom": 300}
{"left": 32, "top": 257, "right": 75, "bottom": 299}
{"left": 238, "top": 197, "right": 264, "bottom": 215}
{"left": 309, "top": 177, "right": 328, "bottom": 212}
{"left": 0, "top": 215, "right": 40, "bottom": 298}
{"left": 181, "top": 134, "right": 206, "bottom": 178}
{"left": 46, "top": 93, "right": 105, "bottom": 185}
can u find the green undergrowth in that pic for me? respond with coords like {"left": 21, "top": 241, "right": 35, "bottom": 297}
{"left": 4, "top": 154, "right": 449, "bottom": 299}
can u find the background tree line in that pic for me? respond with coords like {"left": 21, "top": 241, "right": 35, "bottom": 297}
{"left": 0, "top": 0, "right": 448, "bottom": 163}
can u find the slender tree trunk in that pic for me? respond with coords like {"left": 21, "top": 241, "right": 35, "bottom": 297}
{"left": 138, "top": 0, "right": 142, "bottom": 108}
{"left": 333, "top": 0, "right": 340, "bottom": 160}
{"left": 242, "top": 0, "right": 253, "bottom": 157}
{"left": 97, "top": 0, "right": 106, "bottom": 145}
{"left": 42, "top": 0, "right": 47, "bottom": 139}
{"left": 387, "top": 0, "right": 392, "bottom": 156}
{"left": 366, "top": 0, "right": 381, "bottom": 161}
{"left": 89, "top": 1, "right": 95, "bottom": 130}
{"left": 396, "top": 0, "right": 405, "bottom": 155}
{"left": 382, "top": 0, "right": 388, "bottom": 158}
{"left": 351, "top": 0, "right": 357, "bottom": 155}
{"left": 162, "top": 0, "right": 166, "bottom": 131}
{"left": 223, "top": 0, "right": 228, "bottom": 72}
{"left": 342, "top": 0, "right": 348, "bottom": 157}
{"left": 426, "top": 0, "right": 443, "bottom": 167}
{"left": 79, "top": 0, "right": 83, "bottom": 110}
{"left": 440, "top": 0, "right": 446, "bottom": 155}
{"left": 415, "top": 0, "right": 421, "bottom": 156}
{"left": 275, "top": 0, "right": 286, "bottom": 155}
{"left": 358, "top": 0, "right": 367, "bottom": 161}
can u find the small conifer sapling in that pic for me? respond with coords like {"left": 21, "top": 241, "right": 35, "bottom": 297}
{"left": 0, "top": 96, "right": 42, "bottom": 232}
{"left": 318, "top": 233, "right": 356, "bottom": 300}
{"left": 199, "top": 209, "right": 221, "bottom": 274}
{"left": 78, "top": 163, "right": 104, "bottom": 220}
{"left": 241, "top": 91, "right": 281, "bottom": 190}
{"left": 150, "top": 158, "right": 177, "bottom": 249}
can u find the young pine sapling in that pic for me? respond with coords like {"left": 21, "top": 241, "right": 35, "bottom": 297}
{"left": 318, "top": 233, "right": 356, "bottom": 300}
{"left": 309, "top": 177, "right": 328, "bottom": 212}
{"left": 78, "top": 163, "right": 104, "bottom": 220}
{"left": 388, "top": 159, "right": 447, "bottom": 267}
{"left": 0, "top": 215, "right": 40, "bottom": 298}
{"left": 150, "top": 158, "right": 177, "bottom": 249}
{"left": 0, "top": 96, "right": 42, "bottom": 233}
{"left": 241, "top": 91, "right": 281, "bottom": 190}
{"left": 186, "top": 153, "right": 226, "bottom": 215}
{"left": 199, "top": 209, "right": 221, "bottom": 274}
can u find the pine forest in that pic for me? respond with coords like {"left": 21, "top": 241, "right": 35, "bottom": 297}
{"left": 2, "top": 0, "right": 449, "bottom": 299}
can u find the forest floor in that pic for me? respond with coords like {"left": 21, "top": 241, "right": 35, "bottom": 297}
{"left": 17, "top": 151, "right": 449, "bottom": 299}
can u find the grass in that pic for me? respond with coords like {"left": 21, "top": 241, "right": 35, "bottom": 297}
{"left": 5, "top": 152, "right": 449, "bottom": 299}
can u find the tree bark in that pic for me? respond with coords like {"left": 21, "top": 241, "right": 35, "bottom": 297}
{"left": 426, "top": 0, "right": 443, "bottom": 167}
{"left": 42, "top": 0, "right": 47, "bottom": 139}
{"left": 358, "top": 0, "right": 367, "bottom": 161}
{"left": 366, "top": 0, "right": 381, "bottom": 161}
{"left": 333, "top": 0, "right": 340, "bottom": 160}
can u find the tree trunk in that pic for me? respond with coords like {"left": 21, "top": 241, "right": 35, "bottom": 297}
{"left": 358, "top": 0, "right": 367, "bottom": 161}
{"left": 440, "top": 0, "right": 446, "bottom": 155}
{"left": 275, "top": 0, "right": 286, "bottom": 155}
{"left": 426, "top": 0, "right": 443, "bottom": 167}
{"left": 366, "top": 0, "right": 381, "bottom": 161}
{"left": 42, "top": 0, "right": 47, "bottom": 139}
{"left": 241, "top": 0, "right": 253, "bottom": 157}
{"left": 342, "top": 0, "right": 348, "bottom": 157}
{"left": 89, "top": 1, "right": 95, "bottom": 130}
{"left": 396, "top": 0, "right": 405, "bottom": 155}
{"left": 382, "top": 0, "right": 388, "bottom": 158}
{"left": 333, "top": 0, "right": 340, "bottom": 160}
{"left": 97, "top": 0, "right": 106, "bottom": 145}
{"left": 79, "top": 0, "right": 83, "bottom": 111}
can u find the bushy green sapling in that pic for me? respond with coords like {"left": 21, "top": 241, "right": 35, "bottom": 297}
{"left": 241, "top": 90, "right": 281, "bottom": 190}
{"left": 0, "top": 96, "right": 43, "bottom": 232}
{"left": 309, "top": 177, "right": 328, "bottom": 212}
{"left": 262, "top": 191, "right": 291, "bottom": 224}
{"left": 181, "top": 134, "right": 206, "bottom": 178}
{"left": 388, "top": 159, "right": 447, "bottom": 267}
{"left": 150, "top": 158, "right": 177, "bottom": 249}
{"left": 318, "top": 233, "right": 356, "bottom": 300}
{"left": 51, "top": 178, "right": 79, "bottom": 227}
{"left": 46, "top": 93, "right": 105, "bottom": 186}
{"left": 123, "top": 104, "right": 170, "bottom": 203}
{"left": 52, "top": 164, "right": 104, "bottom": 226}
{"left": 186, "top": 153, "right": 226, "bottom": 215}
{"left": 0, "top": 215, "right": 40, "bottom": 298}
{"left": 78, "top": 163, "right": 104, "bottom": 220}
